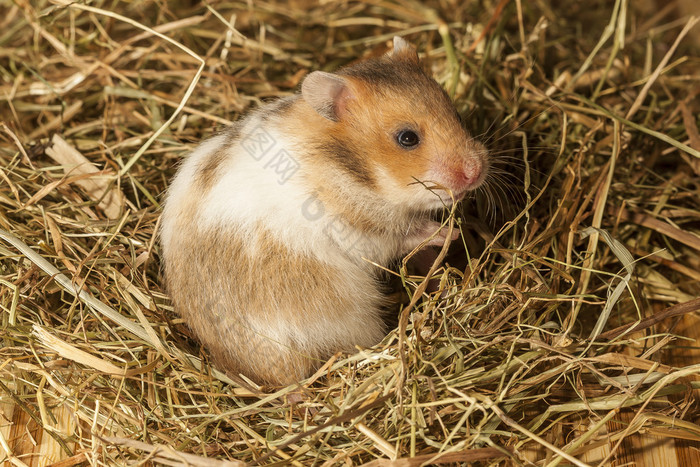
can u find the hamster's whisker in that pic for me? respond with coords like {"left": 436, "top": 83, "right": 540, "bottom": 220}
{"left": 487, "top": 147, "right": 559, "bottom": 157}
{"left": 482, "top": 100, "right": 566, "bottom": 147}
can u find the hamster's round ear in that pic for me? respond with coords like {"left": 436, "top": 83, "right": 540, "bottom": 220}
{"left": 301, "top": 71, "right": 354, "bottom": 122}
{"left": 389, "top": 36, "right": 419, "bottom": 64}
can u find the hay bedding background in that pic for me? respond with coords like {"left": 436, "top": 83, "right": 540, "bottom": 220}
{"left": 1, "top": 0, "right": 700, "bottom": 465}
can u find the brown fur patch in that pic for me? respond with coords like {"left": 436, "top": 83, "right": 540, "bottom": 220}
{"left": 195, "top": 148, "right": 228, "bottom": 189}
{"left": 193, "top": 125, "right": 241, "bottom": 189}
{"left": 163, "top": 221, "right": 386, "bottom": 385}
{"left": 316, "top": 137, "right": 375, "bottom": 187}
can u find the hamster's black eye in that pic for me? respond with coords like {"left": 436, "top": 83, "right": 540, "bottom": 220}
{"left": 396, "top": 130, "right": 420, "bottom": 149}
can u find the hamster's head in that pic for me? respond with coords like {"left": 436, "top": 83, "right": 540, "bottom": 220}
{"left": 301, "top": 36, "right": 488, "bottom": 211}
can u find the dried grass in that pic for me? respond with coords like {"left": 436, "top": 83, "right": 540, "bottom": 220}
{"left": 1, "top": 0, "right": 700, "bottom": 465}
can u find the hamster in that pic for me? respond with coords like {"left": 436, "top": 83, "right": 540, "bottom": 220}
{"left": 160, "top": 36, "right": 488, "bottom": 386}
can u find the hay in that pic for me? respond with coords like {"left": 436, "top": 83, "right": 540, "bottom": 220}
{"left": 1, "top": 0, "right": 699, "bottom": 465}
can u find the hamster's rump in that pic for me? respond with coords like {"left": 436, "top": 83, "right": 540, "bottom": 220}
{"left": 163, "top": 211, "right": 387, "bottom": 384}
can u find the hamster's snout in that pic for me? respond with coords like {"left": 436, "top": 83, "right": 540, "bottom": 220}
{"left": 433, "top": 158, "right": 485, "bottom": 202}
{"left": 427, "top": 143, "right": 488, "bottom": 202}
{"left": 449, "top": 143, "right": 488, "bottom": 196}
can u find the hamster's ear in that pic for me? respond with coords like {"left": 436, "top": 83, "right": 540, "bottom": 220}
{"left": 301, "top": 71, "right": 354, "bottom": 122}
{"left": 389, "top": 36, "right": 419, "bottom": 64}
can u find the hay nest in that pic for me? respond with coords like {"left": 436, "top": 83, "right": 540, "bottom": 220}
{"left": 1, "top": 0, "right": 699, "bottom": 465}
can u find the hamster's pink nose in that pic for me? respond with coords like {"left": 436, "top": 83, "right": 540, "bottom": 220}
{"left": 456, "top": 158, "right": 484, "bottom": 190}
